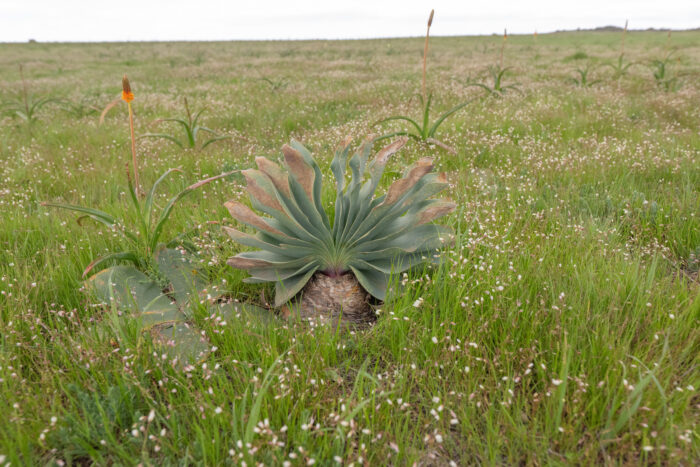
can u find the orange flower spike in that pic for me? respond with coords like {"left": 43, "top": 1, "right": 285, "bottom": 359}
{"left": 121, "top": 74, "right": 140, "bottom": 194}
{"left": 121, "top": 74, "right": 134, "bottom": 103}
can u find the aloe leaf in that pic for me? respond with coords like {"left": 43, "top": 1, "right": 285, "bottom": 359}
{"left": 159, "top": 117, "right": 190, "bottom": 128}
{"left": 288, "top": 141, "right": 330, "bottom": 228}
{"left": 330, "top": 140, "right": 352, "bottom": 196}
{"left": 82, "top": 251, "right": 141, "bottom": 278}
{"left": 243, "top": 169, "right": 318, "bottom": 242}
{"left": 285, "top": 176, "right": 332, "bottom": 243}
{"left": 338, "top": 180, "right": 370, "bottom": 245}
{"left": 341, "top": 138, "right": 408, "bottom": 242}
{"left": 229, "top": 250, "right": 316, "bottom": 270}
{"left": 140, "top": 308, "right": 187, "bottom": 329}
{"left": 145, "top": 168, "right": 183, "bottom": 228}
{"left": 85, "top": 265, "right": 175, "bottom": 313}
{"left": 347, "top": 140, "right": 372, "bottom": 191}
{"left": 245, "top": 260, "right": 319, "bottom": 283}
{"left": 41, "top": 202, "right": 117, "bottom": 227}
{"left": 349, "top": 266, "right": 388, "bottom": 301}
{"left": 376, "top": 115, "right": 423, "bottom": 136}
{"left": 372, "top": 131, "right": 413, "bottom": 143}
{"left": 366, "top": 137, "right": 407, "bottom": 197}
{"left": 155, "top": 247, "right": 207, "bottom": 305}
{"left": 185, "top": 125, "right": 196, "bottom": 148}
{"left": 339, "top": 182, "right": 373, "bottom": 244}
{"left": 150, "top": 171, "right": 236, "bottom": 252}
{"left": 223, "top": 227, "right": 316, "bottom": 258}
{"left": 191, "top": 109, "right": 206, "bottom": 127}
{"left": 428, "top": 99, "right": 473, "bottom": 138}
{"left": 225, "top": 201, "right": 295, "bottom": 241}
{"left": 139, "top": 133, "right": 185, "bottom": 148}
{"left": 358, "top": 224, "right": 452, "bottom": 253}
{"left": 201, "top": 135, "right": 231, "bottom": 149}
{"left": 347, "top": 172, "right": 444, "bottom": 247}
{"left": 284, "top": 143, "right": 316, "bottom": 201}
{"left": 148, "top": 321, "right": 210, "bottom": 365}
{"left": 422, "top": 93, "right": 432, "bottom": 139}
{"left": 350, "top": 252, "right": 433, "bottom": 274}
{"left": 274, "top": 268, "right": 317, "bottom": 307}
{"left": 197, "top": 126, "right": 219, "bottom": 135}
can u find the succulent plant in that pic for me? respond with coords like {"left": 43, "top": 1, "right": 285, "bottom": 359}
{"left": 225, "top": 137, "right": 455, "bottom": 321}
{"left": 87, "top": 247, "right": 267, "bottom": 365}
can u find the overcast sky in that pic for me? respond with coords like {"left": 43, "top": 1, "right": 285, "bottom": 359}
{"left": 1, "top": 0, "right": 698, "bottom": 42}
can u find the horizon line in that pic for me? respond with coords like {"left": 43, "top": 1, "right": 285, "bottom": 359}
{"left": 2, "top": 25, "right": 699, "bottom": 45}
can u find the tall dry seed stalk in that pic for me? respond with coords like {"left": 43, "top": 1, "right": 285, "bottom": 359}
{"left": 621, "top": 20, "right": 628, "bottom": 55}
{"left": 500, "top": 29, "right": 507, "bottom": 68}
{"left": 422, "top": 9, "right": 434, "bottom": 103}
{"left": 19, "top": 65, "right": 30, "bottom": 117}
{"left": 121, "top": 75, "right": 140, "bottom": 194}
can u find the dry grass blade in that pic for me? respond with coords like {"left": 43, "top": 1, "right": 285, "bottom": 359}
{"left": 99, "top": 97, "right": 122, "bottom": 125}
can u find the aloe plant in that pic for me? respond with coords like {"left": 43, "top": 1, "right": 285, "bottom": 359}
{"left": 605, "top": 54, "right": 636, "bottom": 79}
{"left": 374, "top": 94, "right": 472, "bottom": 153}
{"left": 42, "top": 169, "right": 258, "bottom": 364}
{"left": 260, "top": 76, "right": 289, "bottom": 91}
{"left": 465, "top": 65, "right": 521, "bottom": 97}
{"left": 374, "top": 9, "right": 471, "bottom": 154}
{"left": 86, "top": 247, "right": 267, "bottom": 364}
{"left": 651, "top": 53, "right": 682, "bottom": 92}
{"left": 571, "top": 64, "right": 601, "bottom": 88}
{"left": 225, "top": 137, "right": 455, "bottom": 323}
{"left": 88, "top": 250, "right": 210, "bottom": 363}
{"left": 139, "top": 98, "right": 232, "bottom": 150}
{"left": 43, "top": 168, "right": 234, "bottom": 277}
{"left": 1, "top": 65, "right": 60, "bottom": 123}
{"left": 59, "top": 98, "right": 100, "bottom": 119}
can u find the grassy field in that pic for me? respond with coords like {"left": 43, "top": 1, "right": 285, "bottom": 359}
{"left": 0, "top": 30, "right": 699, "bottom": 465}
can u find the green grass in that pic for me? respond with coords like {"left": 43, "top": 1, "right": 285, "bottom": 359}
{"left": 0, "top": 30, "right": 699, "bottom": 465}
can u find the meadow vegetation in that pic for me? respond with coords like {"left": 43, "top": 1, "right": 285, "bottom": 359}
{"left": 0, "top": 29, "right": 699, "bottom": 464}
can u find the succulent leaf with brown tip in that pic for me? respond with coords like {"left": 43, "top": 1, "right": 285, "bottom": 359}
{"left": 225, "top": 137, "right": 455, "bottom": 310}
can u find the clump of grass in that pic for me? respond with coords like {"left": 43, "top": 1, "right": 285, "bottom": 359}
{"left": 564, "top": 51, "right": 589, "bottom": 62}
{"left": 375, "top": 10, "right": 472, "bottom": 153}
{"left": 139, "top": 97, "right": 233, "bottom": 150}
{"left": 0, "top": 65, "right": 61, "bottom": 124}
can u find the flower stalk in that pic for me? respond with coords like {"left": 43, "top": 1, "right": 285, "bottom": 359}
{"left": 122, "top": 75, "right": 140, "bottom": 195}
{"left": 621, "top": 20, "right": 628, "bottom": 56}
{"left": 422, "top": 9, "right": 434, "bottom": 103}
{"left": 500, "top": 29, "right": 507, "bottom": 68}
